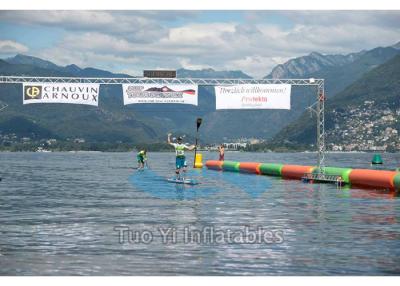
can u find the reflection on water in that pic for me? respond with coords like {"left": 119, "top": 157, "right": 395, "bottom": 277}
{"left": 129, "top": 169, "right": 224, "bottom": 200}
{"left": 129, "top": 167, "right": 273, "bottom": 200}
{"left": 0, "top": 151, "right": 399, "bottom": 275}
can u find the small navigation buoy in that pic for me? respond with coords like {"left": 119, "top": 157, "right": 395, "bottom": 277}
{"left": 194, "top": 153, "right": 203, "bottom": 168}
{"left": 371, "top": 154, "right": 383, "bottom": 165}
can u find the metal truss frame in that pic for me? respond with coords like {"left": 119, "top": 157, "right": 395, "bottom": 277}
{"left": 0, "top": 76, "right": 326, "bottom": 173}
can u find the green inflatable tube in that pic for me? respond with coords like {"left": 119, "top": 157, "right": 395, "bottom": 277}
{"left": 313, "top": 166, "right": 353, "bottom": 183}
{"left": 222, "top": 161, "right": 240, "bottom": 172}
{"left": 394, "top": 173, "right": 400, "bottom": 190}
{"left": 259, "top": 163, "right": 284, "bottom": 176}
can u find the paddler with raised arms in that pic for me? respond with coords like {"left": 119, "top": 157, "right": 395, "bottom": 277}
{"left": 167, "top": 133, "right": 195, "bottom": 180}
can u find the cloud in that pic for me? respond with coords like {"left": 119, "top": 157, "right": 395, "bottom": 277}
{"left": 281, "top": 11, "right": 400, "bottom": 28}
{"left": 226, "top": 56, "right": 290, "bottom": 78}
{"left": 3, "top": 11, "right": 399, "bottom": 78}
{"left": 37, "top": 46, "right": 139, "bottom": 70}
{"left": 280, "top": 23, "right": 399, "bottom": 53}
{"left": 36, "top": 23, "right": 237, "bottom": 62}
{"left": 0, "top": 39, "right": 28, "bottom": 56}
{"left": 178, "top": 58, "right": 213, "bottom": 70}
{"left": 243, "top": 10, "right": 400, "bottom": 28}
{"left": 0, "top": 11, "right": 197, "bottom": 43}
{"left": 39, "top": 17, "right": 400, "bottom": 77}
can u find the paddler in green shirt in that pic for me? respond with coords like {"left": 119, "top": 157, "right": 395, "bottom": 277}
{"left": 136, "top": 149, "right": 147, "bottom": 170}
{"left": 167, "top": 133, "right": 195, "bottom": 180}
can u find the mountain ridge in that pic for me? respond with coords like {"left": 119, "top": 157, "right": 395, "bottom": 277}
{"left": 5, "top": 54, "right": 132, "bottom": 78}
{"left": 271, "top": 54, "right": 400, "bottom": 151}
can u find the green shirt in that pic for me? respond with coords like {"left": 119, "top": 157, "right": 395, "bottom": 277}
{"left": 172, "top": 143, "right": 189, "bottom": 158}
{"left": 137, "top": 150, "right": 146, "bottom": 159}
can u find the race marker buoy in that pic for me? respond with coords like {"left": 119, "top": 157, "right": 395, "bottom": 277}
{"left": 281, "top": 165, "right": 315, "bottom": 180}
{"left": 394, "top": 173, "right": 400, "bottom": 191}
{"left": 205, "top": 160, "right": 223, "bottom": 170}
{"left": 349, "top": 169, "right": 396, "bottom": 190}
{"left": 371, "top": 153, "right": 383, "bottom": 165}
{"left": 222, "top": 161, "right": 240, "bottom": 172}
{"left": 239, "top": 162, "right": 261, "bottom": 174}
{"left": 194, "top": 153, "right": 203, "bottom": 168}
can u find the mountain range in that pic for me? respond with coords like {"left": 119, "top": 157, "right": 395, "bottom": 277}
{"left": 271, "top": 53, "right": 400, "bottom": 151}
{"left": 0, "top": 41, "right": 399, "bottom": 147}
{"left": 266, "top": 51, "right": 365, "bottom": 79}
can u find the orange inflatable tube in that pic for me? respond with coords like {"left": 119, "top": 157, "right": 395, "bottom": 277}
{"left": 349, "top": 169, "right": 397, "bottom": 190}
{"left": 205, "top": 160, "right": 224, "bottom": 170}
{"left": 281, "top": 165, "right": 315, "bottom": 180}
{"left": 239, "top": 162, "right": 261, "bottom": 174}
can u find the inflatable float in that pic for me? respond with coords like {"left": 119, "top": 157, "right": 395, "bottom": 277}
{"left": 205, "top": 160, "right": 400, "bottom": 191}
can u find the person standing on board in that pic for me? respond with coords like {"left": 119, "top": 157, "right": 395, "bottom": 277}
{"left": 167, "top": 133, "right": 195, "bottom": 180}
{"left": 136, "top": 149, "right": 147, "bottom": 170}
{"left": 218, "top": 144, "right": 225, "bottom": 161}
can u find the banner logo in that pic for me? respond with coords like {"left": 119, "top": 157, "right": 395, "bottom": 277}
{"left": 215, "top": 84, "right": 291, "bottom": 110}
{"left": 24, "top": 85, "right": 42, "bottom": 100}
{"left": 23, "top": 83, "right": 100, "bottom": 106}
{"left": 123, "top": 84, "right": 198, "bottom": 105}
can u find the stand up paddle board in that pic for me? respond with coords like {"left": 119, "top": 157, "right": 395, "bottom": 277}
{"left": 167, "top": 178, "right": 199, "bottom": 185}
{"left": 110, "top": 166, "right": 138, "bottom": 169}
{"left": 137, "top": 166, "right": 151, "bottom": 172}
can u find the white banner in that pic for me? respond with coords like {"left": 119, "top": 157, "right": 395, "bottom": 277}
{"left": 23, "top": 83, "right": 100, "bottom": 106}
{"left": 123, "top": 84, "right": 198, "bottom": 106}
{"left": 215, "top": 84, "right": 291, "bottom": 110}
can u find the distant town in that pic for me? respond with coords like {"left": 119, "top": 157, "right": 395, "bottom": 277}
{"left": 0, "top": 126, "right": 399, "bottom": 152}
{"left": 328, "top": 101, "right": 400, "bottom": 152}
{"left": 0, "top": 133, "right": 266, "bottom": 152}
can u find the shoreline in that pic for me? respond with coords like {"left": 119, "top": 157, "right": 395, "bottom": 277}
{"left": 0, "top": 150, "right": 398, "bottom": 154}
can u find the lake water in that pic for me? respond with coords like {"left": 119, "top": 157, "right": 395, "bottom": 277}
{"left": 0, "top": 151, "right": 399, "bottom": 275}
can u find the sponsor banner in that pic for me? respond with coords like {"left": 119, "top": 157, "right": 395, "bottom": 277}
{"left": 123, "top": 84, "right": 198, "bottom": 106}
{"left": 215, "top": 84, "right": 291, "bottom": 110}
{"left": 23, "top": 83, "right": 100, "bottom": 106}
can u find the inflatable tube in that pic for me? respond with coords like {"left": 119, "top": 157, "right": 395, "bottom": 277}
{"left": 349, "top": 169, "right": 397, "bottom": 190}
{"left": 313, "top": 167, "right": 353, "bottom": 183}
{"left": 281, "top": 165, "right": 315, "bottom": 180}
{"left": 205, "top": 160, "right": 223, "bottom": 170}
{"left": 205, "top": 160, "right": 398, "bottom": 191}
{"left": 259, "top": 163, "right": 284, "bottom": 176}
{"left": 239, "top": 162, "right": 261, "bottom": 174}
{"left": 394, "top": 173, "right": 400, "bottom": 191}
{"left": 222, "top": 161, "right": 240, "bottom": 172}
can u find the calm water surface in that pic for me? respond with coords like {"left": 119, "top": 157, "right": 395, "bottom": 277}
{"left": 0, "top": 152, "right": 399, "bottom": 275}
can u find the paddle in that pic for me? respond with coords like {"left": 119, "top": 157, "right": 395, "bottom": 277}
{"left": 145, "top": 159, "right": 150, "bottom": 169}
{"left": 193, "top": 117, "right": 202, "bottom": 167}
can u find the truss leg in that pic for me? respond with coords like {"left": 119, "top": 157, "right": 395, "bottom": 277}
{"left": 316, "top": 82, "right": 326, "bottom": 176}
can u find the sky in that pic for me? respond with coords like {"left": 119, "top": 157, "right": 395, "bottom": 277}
{"left": 0, "top": 10, "right": 399, "bottom": 78}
